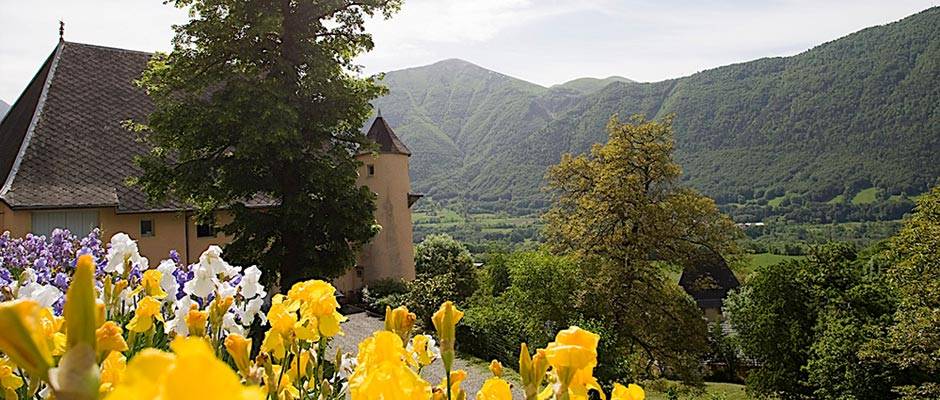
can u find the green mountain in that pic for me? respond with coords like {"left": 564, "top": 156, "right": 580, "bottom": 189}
{"left": 552, "top": 76, "right": 634, "bottom": 94}
{"left": 374, "top": 7, "right": 940, "bottom": 219}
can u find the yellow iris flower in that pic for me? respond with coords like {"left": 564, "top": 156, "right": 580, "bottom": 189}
{"left": 348, "top": 331, "right": 431, "bottom": 400}
{"left": 545, "top": 326, "right": 605, "bottom": 400}
{"left": 99, "top": 351, "right": 127, "bottom": 395}
{"left": 224, "top": 333, "right": 252, "bottom": 377}
{"left": 432, "top": 301, "right": 463, "bottom": 371}
{"left": 384, "top": 305, "right": 416, "bottom": 342}
{"left": 185, "top": 306, "right": 209, "bottom": 337}
{"left": 410, "top": 334, "right": 435, "bottom": 367}
{"left": 140, "top": 270, "right": 167, "bottom": 299}
{"left": 611, "top": 383, "right": 645, "bottom": 400}
{"left": 96, "top": 321, "right": 129, "bottom": 355}
{"left": 105, "top": 337, "right": 264, "bottom": 400}
{"left": 126, "top": 296, "right": 164, "bottom": 333}
{"left": 0, "top": 358, "right": 24, "bottom": 400}
{"left": 0, "top": 300, "right": 54, "bottom": 378}
{"left": 476, "top": 377, "right": 512, "bottom": 400}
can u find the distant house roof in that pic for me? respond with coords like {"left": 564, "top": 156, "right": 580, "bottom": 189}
{"left": 0, "top": 40, "right": 403, "bottom": 213}
{"left": 365, "top": 115, "right": 411, "bottom": 156}
{"left": 678, "top": 250, "right": 741, "bottom": 310}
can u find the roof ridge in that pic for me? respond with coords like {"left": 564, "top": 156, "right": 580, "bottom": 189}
{"left": 63, "top": 40, "right": 155, "bottom": 57}
{"left": 0, "top": 42, "right": 65, "bottom": 197}
{"left": 366, "top": 115, "right": 411, "bottom": 155}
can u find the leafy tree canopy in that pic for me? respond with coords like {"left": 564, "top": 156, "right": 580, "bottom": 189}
{"left": 543, "top": 114, "right": 741, "bottom": 268}
{"left": 864, "top": 185, "right": 940, "bottom": 399}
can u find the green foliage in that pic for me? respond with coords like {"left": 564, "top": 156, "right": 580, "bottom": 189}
{"left": 131, "top": 0, "right": 401, "bottom": 287}
{"left": 361, "top": 278, "right": 408, "bottom": 313}
{"left": 726, "top": 243, "right": 898, "bottom": 399}
{"left": 374, "top": 7, "right": 940, "bottom": 219}
{"left": 543, "top": 115, "right": 742, "bottom": 269}
{"left": 404, "top": 273, "right": 459, "bottom": 328}
{"left": 705, "top": 321, "right": 740, "bottom": 383}
{"left": 414, "top": 234, "right": 477, "bottom": 299}
{"left": 863, "top": 185, "right": 940, "bottom": 399}
{"left": 462, "top": 252, "right": 709, "bottom": 385}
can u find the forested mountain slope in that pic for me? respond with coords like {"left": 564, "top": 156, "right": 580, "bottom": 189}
{"left": 373, "top": 7, "right": 940, "bottom": 218}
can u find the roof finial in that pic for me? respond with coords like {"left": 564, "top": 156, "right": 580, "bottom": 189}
{"left": 376, "top": 107, "right": 382, "bottom": 118}
{"left": 58, "top": 21, "right": 64, "bottom": 41}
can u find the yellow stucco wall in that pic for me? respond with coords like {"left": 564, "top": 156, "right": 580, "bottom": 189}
{"left": 335, "top": 152, "right": 417, "bottom": 295}
{"left": 0, "top": 201, "right": 32, "bottom": 237}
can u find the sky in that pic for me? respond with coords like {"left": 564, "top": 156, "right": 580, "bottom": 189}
{"left": 0, "top": 0, "right": 937, "bottom": 103}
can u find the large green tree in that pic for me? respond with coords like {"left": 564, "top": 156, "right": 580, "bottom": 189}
{"left": 542, "top": 115, "right": 741, "bottom": 382}
{"left": 726, "top": 244, "right": 897, "bottom": 399}
{"left": 131, "top": 0, "right": 401, "bottom": 287}
{"left": 543, "top": 115, "right": 741, "bottom": 268}
{"left": 864, "top": 185, "right": 940, "bottom": 399}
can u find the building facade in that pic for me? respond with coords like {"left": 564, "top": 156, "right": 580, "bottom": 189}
{"left": 0, "top": 40, "right": 417, "bottom": 295}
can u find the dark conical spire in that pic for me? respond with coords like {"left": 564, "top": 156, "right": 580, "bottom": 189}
{"left": 366, "top": 115, "right": 411, "bottom": 156}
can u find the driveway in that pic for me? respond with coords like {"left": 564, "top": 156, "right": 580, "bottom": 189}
{"left": 331, "top": 310, "right": 523, "bottom": 397}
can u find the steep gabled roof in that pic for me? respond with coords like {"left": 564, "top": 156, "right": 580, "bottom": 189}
{"left": 0, "top": 43, "right": 59, "bottom": 199}
{"left": 0, "top": 41, "right": 166, "bottom": 211}
{"left": 365, "top": 115, "right": 411, "bottom": 156}
{"left": 678, "top": 250, "right": 741, "bottom": 310}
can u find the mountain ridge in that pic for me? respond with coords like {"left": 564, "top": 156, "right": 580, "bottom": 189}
{"left": 372, "top": 6, "right": 940, "bottom": 218}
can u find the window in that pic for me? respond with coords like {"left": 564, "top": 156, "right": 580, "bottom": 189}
{"left": 196, "top": 222, "right": 215, "bottom": 238}
{"left": 31, "top": 210, "right": 98, "bottom": 237}
{"left": 140, "top": 219, "right": 154, "bottom": 237}
{"left": 367, "top": 164, "right": 375, "bottom": 176}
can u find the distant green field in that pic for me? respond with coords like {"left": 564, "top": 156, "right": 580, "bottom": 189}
{"left": 826, "top": 194, "right": 845, "bottom": 204}
{"left": 767, "top": 195, "right": 787, "bottom": 207}
{"left": 852, "top": 187, "right": 880, "bottom": 205}
{"left": 646, "top": 381, "right": 749, "bottom": 400}
{"left": 748, "top": 253, "right": 804, "bottom": 269}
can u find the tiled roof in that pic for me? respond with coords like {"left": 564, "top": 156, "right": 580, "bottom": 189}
{"left": 678, "top": 249, "right": 741, "bottom": 309}
{"left": 0, "top": 41, "right": 170, "bottom": 212}
{"left": 365, "top": 116, "right": 411, "bottom": 156}
{"left": 0, "top": 41, "right": 390, "bottom": 213}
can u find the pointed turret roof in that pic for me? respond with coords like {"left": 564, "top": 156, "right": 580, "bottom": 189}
{"left": 365, "top": 115, "right": 411, "bottom": 156}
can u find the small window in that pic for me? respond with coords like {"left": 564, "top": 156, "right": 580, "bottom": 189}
{"left": 140, "top": 219, "right": 154, "bottom": 237}
{"left": 367, "top": 164, "right": 375, "bottom": 176}
{"left": 196, "top": 222, "right": 215, "bottom": 238}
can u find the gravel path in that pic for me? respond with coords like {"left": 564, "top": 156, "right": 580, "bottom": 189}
{"left": 331, "top": 309, "right": 523, "bottom": 397}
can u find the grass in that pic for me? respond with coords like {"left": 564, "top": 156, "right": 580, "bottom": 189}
{"left": 766, "top": 195, "right": 787, "bottom": 207}
{"left": 826, "top": 194, "right": 845, "bottom": 204}
{"left": 646, "top": 381, "right": 749, "bottom": 400}
{"left": 851, "top": 187, "right": 880, "bottom": 205}
{"left": 747, "top": 253, "right": 804, "bottom": 269}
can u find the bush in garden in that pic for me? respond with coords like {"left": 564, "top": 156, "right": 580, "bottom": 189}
{"left": 0, "top": 230, "right": 647, "bottom": 400}
{"left": 405, "top": 273, "right": 459, "bottom": 327}
{"left": 360, "top": 277, "right": 408, "bottom": 313}
{"left": 414, "top": 234, "right": 477, "bottom": 299}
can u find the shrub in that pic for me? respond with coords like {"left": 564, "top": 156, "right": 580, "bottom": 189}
{"left": 414, "top": 234, "right": 477, "bottom": 299}
{"left": 405, "top": 273, "right": 459, "bottom": 327}
{"left": 361, "top": 277, "right": 409, "bottom": 312}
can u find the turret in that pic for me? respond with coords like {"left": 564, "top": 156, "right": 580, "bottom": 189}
{"left": 335, "top": 114, "right": 418, "bottom": 296}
